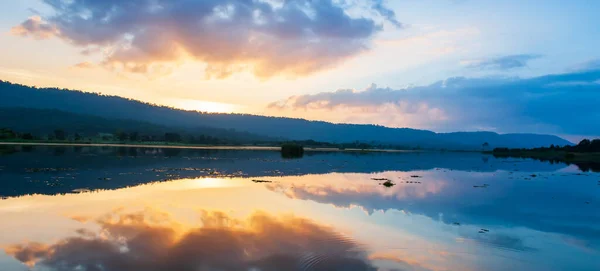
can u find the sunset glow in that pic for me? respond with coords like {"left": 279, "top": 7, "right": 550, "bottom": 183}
{"left": 1, "top": 2, "right": 599, "bottom": 270}
{"left": 174, "top": 99, "right": 239, "bottom": 113}
{"left": 0, "top": 0, "right": 599, "bottom": 138}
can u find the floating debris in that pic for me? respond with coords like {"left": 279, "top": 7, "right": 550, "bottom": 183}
{"left": 371, "top": 177, "right": 390, "bottom": 181}
{"left": 25, "top": 167, "right": 75, "bottom": 173}
{"left": 473, "top": 184, "right": 490, "bottom": 188}
{"left": 452, "top": 222, "right": 461, "bottom": 226}
{"left": 98, "top": 177, "right": 112, "bottom": 181}
{"left": 381, "top": 180, "right": 395, "bottom": 187}
{"left": 481, "top": 229, "right": 489, "bottom": 232}
{"left": 252, "top": 179, "right": 272, "bottom": 183}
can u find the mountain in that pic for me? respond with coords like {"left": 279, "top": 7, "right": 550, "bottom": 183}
{"left": 0, "top": 80, "right": 572, "bottom": 149}
{"left": 0, "top": 107, "right": 273, "bottom": 143}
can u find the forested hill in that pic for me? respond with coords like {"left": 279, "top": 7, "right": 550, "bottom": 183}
{"left": 0, "top": 80, "right": 572, "bottom": 150}
{"left": 0, "top": 107, "right": 274, "bottom": 144}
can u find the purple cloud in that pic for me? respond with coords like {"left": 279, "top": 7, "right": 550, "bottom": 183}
{"left": 269, "top": 69, "right": 600, "bottom": 136}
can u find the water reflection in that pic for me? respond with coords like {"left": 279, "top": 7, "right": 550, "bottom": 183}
{"left": 0, "top": 146, "right": 599, "bottom": 271}
{"left": 266, "top": 172, "right": 600, "bottom": 248}
{"left": 7, "top": 210, "right": 375, "bottom": 271}
{"left": 0, "top": 146, "right": 570, "bottom": 198}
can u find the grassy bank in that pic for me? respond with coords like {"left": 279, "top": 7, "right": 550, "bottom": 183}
{"left": 489, "top": 138, "right": 600, "bottom": 166}
{"left": 488, "top": 149, "right": 600, "bottom": 172}
{"left": 0, "top": 138, "right": 230, "bottom": 147}
{"left": 491, "top": 150, "right": 600, "bottom": 162}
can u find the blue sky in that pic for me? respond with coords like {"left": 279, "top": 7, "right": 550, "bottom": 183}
{"left": 0, "top": 0, "right": 599, "bottom": 140}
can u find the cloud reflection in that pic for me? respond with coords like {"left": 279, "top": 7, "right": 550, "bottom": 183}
{"left": 6, "top": 209, "right": 378, "bottom": 271}
{"left": 266, "top": 173, "right": 447, "bottom": 214}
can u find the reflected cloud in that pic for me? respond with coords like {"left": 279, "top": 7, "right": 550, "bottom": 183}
{"left": 266, "top": 173, "right": 447, "bottom": 214}
{"left": 458, "top": 233, "right": 537, "bottom": 253}
{"left": 6, "top": 209, "right": 381, "bottom": 271}
{"left": 369, "top": 253, "right": 436, "bottom": 271}
{"left": 262, "top": 171, "right": 600, "bottom": 247}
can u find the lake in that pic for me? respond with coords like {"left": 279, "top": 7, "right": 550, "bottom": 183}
{"left": 0, "top": 145, "right": 599, "bottom": 271}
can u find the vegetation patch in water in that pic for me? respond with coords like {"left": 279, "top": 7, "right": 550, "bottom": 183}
{"left": 281, "top": 143, "right": 304, "bottom": 158}
{"left": 371, "top": 177, "right": 390, "bottom": 181}
{"left": 381, "top": 180, "right": 395, "bottom": 187}
{"left": 252, "top": 179, "right": 272, "bottom": 183}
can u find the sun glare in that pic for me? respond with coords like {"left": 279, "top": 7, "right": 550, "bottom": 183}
{"left": 174, "top": 99, "right": 237, "bottom": 113}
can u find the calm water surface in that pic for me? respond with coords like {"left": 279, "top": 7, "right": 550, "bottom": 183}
{"left": 0, "top": 145, "right": 599, "bottom": 271}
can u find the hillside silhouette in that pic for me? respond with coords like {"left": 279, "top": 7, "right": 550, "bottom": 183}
{"left": 0, "top": 80, "right": 572, "bottom": 150}
{"left": 0, "top": 107, "right": 274, "bottom": 144}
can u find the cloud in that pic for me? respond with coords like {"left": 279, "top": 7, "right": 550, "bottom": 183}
{"left": 10, "top": 15, "right": 59, "bottom": 39}
{"left": 370, "top": 0, "right": 403, "bottom": 28}
{"left": 6, "top": 209, "right": 380, "bottom": 271}
{"left": 71, "top": 61, "right": 95, "bottom": 69}
{"left": 572, "top": 58, "right": 600, "bottom": 71}
{"left": 12, "top": 0, "right": 400, "bottom": 79}
{"left": 462, "top": 54, "right": 542, "bottom": 70}
{"left": 268, "top": 69, "right": 600, "bottom": 136}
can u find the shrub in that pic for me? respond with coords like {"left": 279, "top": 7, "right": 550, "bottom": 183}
{"left": 281, "top": 143, "right": 304, "bottom": 158}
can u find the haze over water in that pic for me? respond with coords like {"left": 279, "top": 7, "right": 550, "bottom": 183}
{"left": 0, "top": 146, "right": 598, "bottom": 271}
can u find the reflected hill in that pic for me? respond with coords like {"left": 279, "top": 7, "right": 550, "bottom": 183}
{"left": 0, "top": 145, "right": 568, "bottom": 198}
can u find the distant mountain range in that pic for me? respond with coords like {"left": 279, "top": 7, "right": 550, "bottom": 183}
{"left": 0, "top": 80, "right": 572, "bottom": 150}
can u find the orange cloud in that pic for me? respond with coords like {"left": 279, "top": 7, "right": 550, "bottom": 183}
{"left": 10, "top": 16, "right": 59, "bottom": 40}
{"left": 5, "top": 209, "right": 378, "bottom": 271}
{"left": 13, "top": 0, "right": 401, "bottom": 79}
{"left": 71, "top": 62, "right": 95, "bottom": 69}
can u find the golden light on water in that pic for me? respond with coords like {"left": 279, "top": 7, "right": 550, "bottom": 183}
{"left": 182, "top": 177, "right": 247, "bottom": 189}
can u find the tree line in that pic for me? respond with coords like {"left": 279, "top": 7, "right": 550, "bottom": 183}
{"left": 493, "top": 138, "right": 600, "bottom": 153}
{"left": 0, "top": 127, "right": 387, "bottom": 149}
{"left": 0, "top": 128, "right": 227, "bottom": 144}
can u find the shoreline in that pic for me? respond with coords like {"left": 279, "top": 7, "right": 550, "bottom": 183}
{"left": 490, "top": 150, "right": 600, "bottom": 163}
{"left": 0, "top": 141, "right": 421, "bottom": 153}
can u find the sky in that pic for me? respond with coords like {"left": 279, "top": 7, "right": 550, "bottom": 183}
{"left": 0, "top": 0, "right": 599, "bottom": 140}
